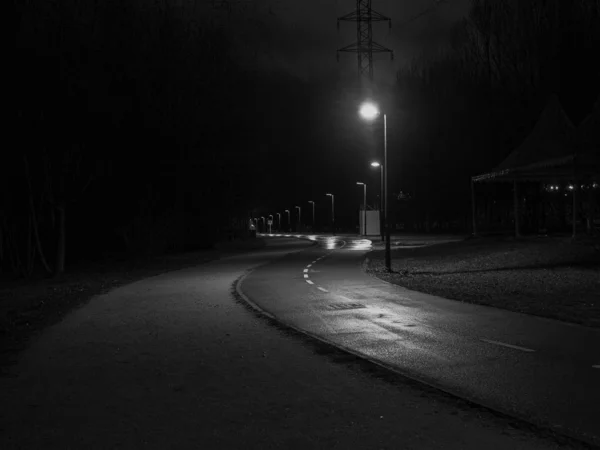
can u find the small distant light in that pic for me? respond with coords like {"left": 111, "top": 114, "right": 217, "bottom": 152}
{"left": 568, "top": 185, "right": 574, "bottom": 190}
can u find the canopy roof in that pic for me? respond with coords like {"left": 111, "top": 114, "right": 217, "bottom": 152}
{"left": 577, "top": 97, "right": 600, "bottom": 148}
{"left": 473, "top": 95, "right": 577, "bottom": 182}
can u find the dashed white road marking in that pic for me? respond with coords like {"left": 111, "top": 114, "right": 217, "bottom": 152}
{"left": 480, "top": 339, "right": 535, "bottom": 353}
{"left": 317, "top": 287, "right": 328, "bottom": 293}
{"left": 303, "top": 274, "right": 309, "bottom": 279}
{"left": 307, "top": 264, "right": 312, "bottom": 268}
{"left": 303, "top": 268, "right": 309, "bottom": 273}
{"left": 306, "top": 280, "right": 314, "bottom": 285}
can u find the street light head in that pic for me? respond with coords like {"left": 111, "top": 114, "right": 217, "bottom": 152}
{"left": 356, "top": 182, "right": 364, "bottom": 185}
{"left": 308, "top": 200, "right": 314, "bottom": 204}
{"left": 371, "top": 161, "right": 381, "bottom": 167}
{"left": 285, "top": 209, "right": 289, "bottom": 212}
{"left": 359, "top": 102, "right": 380, "bottom": 121}
{"left": 326, "top": 193, "right": 333, "bottom": 196}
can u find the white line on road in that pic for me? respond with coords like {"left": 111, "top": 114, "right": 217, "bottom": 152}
{"left": 317, "top": 287, "right": 328, "bottom": 292}
{"left": 306, "top": 280, "right": 314, "bottom": 285}
{"left": 303, "top": 274, "right": 309, "bottom": 279}
{"left": 480, "top": 339, "right": 535, "bottom": 353}
{"left": 303, "top": 268, "right": 309, "bottom": 273}
{"left": 307, "top": 264, "right": 312, "bottom": 268}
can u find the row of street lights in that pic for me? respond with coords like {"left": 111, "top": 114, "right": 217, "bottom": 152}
{"left": 254, "top": 102, "right": 391, "bottom": 272}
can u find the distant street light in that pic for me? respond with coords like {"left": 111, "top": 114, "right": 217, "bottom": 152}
{"left": 356, "top": 182, "right": 367, "bottom": 236}
{"left": 360, "top": 101, "right": 391, "bottom": 271}
{"left": 260, "top": 216, "right": 265, "bottom": 233}
{"left": 371, "top": 161, "right": 384, "bottom": 241}
{"left": 308, "top": 201, "right": 315, "bottom": 229}
{"left": 325, "top": 193, "right": 334, "bottom": 232}
{"left": 268, "top": 214, "right": 273, "bottom": 233}
{"left": 295, "top": 206, "right": 301, "bottom": 229}
{"left": 284, "top": 209, "right": 290, "bottom": 231}
{"left": 276, "top": 212, "right": 281, "bottom": 231}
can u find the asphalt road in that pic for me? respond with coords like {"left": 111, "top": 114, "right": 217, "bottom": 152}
{"left": 242, "top": 234, "right": 600, "bottom": 447}
{"left": 0, "top": 238, "right": 580, "bottom": 449}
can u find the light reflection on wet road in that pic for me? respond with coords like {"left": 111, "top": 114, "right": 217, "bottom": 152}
{"left": 262, "top": 234, "right": 372, "bottom": 251}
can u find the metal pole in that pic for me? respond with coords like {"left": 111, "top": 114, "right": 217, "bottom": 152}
{"left": 363, "top": 184, "right": 367, "bottom": 236}
{"left": 332, "top": 195, "right": 335, "bottom": 232}
{"left": 312, "top": 203, "right": 315, "bottom": 228}
{"left": 384, "top": 114, "right": 391, "bottom": 271}
{"left": 380, "top": 165, "right": 384, "bottom": 241}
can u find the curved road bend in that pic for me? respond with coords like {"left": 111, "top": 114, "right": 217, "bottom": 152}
{"left": 242, "top": 235, "right": 600, "bottom": 447}
{"left": 0, "top": 238, "right": 571, "bottom": 449}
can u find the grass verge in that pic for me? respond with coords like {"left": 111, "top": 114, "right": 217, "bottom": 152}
{"left": 0, "top": 238, "right": 266, "bottom": 373}
{"left": 366, "top": 235, "right": 600, "bottom": 328}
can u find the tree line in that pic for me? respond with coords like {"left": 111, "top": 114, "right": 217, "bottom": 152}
{"left": 4, "top": 0, "right": 274, "bottom": 278}
{"left": 391, "top": 0, "right": 600, "bottom": 232}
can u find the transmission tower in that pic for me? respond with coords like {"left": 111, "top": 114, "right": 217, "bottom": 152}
{"left": 337, "top": 1, "right": 393, "bottom": 82}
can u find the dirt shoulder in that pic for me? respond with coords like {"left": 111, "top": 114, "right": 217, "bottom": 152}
{"left": 366, "top": 235, "right": 600, "bottom": 328}
{"left": 0, "top": 238, "right": 266, "bottom": 372}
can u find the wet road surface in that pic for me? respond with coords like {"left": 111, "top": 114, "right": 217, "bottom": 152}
{"left": 1, "top": 238, "right": 575, "bottom": 449}
{"left": 243, "top": 235, "right": 600, "bottom": 447}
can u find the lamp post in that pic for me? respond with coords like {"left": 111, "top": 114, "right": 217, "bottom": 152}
{"left": 326, "top": 193, "right": 334, "bottom": 233}
{"left": 360, "top": 102, "right": 391, "bottom": 271}
{"left": 308, "top": 201, "right": 315, "bottom": 229}
{"left": 356, "top": 182, "right": 367, "bottom": 236}
{"left": 371, "top": 161, "right": 384, "bottom": 241}
{"left": 260, "top": 216, "right": 265, "bottom": 233}
{"left": 295, "top": 206, "right": 301, "bottom": 230}
{"left": 276, "top": 212, "right": 281, "bottom": 232}
{"left": 284, "top": 209, "right": 290, "bottom": 231}
{"left": 268, "top": 214, "right": 273, "bottom": 233}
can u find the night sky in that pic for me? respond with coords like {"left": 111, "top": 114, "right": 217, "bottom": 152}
{"left": 206, "top": 0, "right": 471, "bottom": 220}
{"left": 8, "top": 0, "right": 599, "bottom": 266}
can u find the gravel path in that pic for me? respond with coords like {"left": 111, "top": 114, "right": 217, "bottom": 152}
{"left": 0, "top": 240, "right": 578, "bottom": 449}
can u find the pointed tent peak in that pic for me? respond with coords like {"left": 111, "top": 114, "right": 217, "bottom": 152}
{"left": 493, "top": 94, "right": 575, "bottom": 172}
{"left": 577, "top": 95, "right": 600, "bottom": 146}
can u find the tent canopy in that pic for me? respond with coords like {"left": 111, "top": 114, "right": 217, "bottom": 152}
{"left": 473, "top": 95, "right": 576, "bottom": 182}
{"left": 576, "top": 97, "right": 600, "bottom": 152}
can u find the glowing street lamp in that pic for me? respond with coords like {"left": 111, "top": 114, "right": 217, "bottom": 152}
{"left": 308, "top": 201, "right": 315, "bottom": 229}
{"left": 276, "top": 212, "right": 281, "bottom": 231}
{"left": 356, "top": 182, "right": 367, "bottom": 236}
{"left": 360, "top": 101, "right": 391, "bottom": 271}
{"left": 284, "top": 209, "right": 290, "bottom": 231}
{"left": 326, "top": 193, "right": 334, "bottom": 232}
{"left": 295, "top": 206, "right": 301, "bottom": 228}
